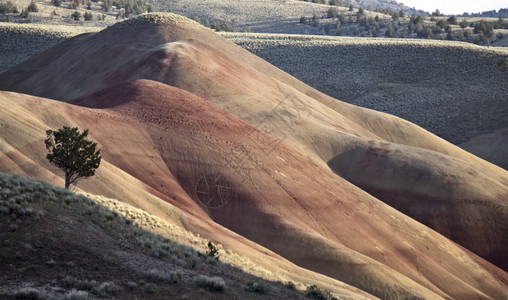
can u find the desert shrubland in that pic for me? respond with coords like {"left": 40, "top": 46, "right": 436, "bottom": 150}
{"left": 0, "top": 172, "right": 307, "bottom": 298}
{"left": 224, "top": 32, "right": 508, "bottom": 143}
{"left": 0, "top": 22, "right": 101, "bottom": 73}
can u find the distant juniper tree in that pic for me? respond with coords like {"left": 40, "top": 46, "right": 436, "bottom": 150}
{"left": 189, "top": 15, "right": 201, "bottom": 24}
{"left": 496, "top": 14, "right": 505, "bottom": 29}
{"left": 327, "top": 7, "right": 338, "bottom": 18}
{"left": 448, "top": 16, "right": 458, "bottom": 25}
{"left": 83, "top": 11, "right": 93, "bottom": 20}
{"left": 27, "top": 0, "right": 38, "bottom": 12}
{"left": 45, "top": 126, "right": 102, "bottom": 189}
{"left": 385, "top": 24, "right": 395, "bottom": 37}
{"left": 474, "top": 20, "right": 494, "bottom": 37}
{"left": 101, "top": 0, "right": 112, "bottom": 12}
{"left": 71, "top": 10, "right": 82, "bottom": 20}
{"left": 338, "top": 12, "right": 345, "bottom": 23}
{"left": 431, "top": 9, "right": 442, "bottom": 17}
{"left": 20, "top": 8, "right": 29, "bottom": 18}
{"left": 312, "top": 12, "right": 319, "bottom": 26}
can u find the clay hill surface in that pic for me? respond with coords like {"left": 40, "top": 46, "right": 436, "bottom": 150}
{"left": 0, "top": 13, "right": 507, "bottom": 299}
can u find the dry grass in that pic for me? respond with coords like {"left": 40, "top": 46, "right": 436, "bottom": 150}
{"left": 2, "top": 0, "right": 117, "bottom": 25}
{"left": 152, "top": 0, "right": 331, "bottom": 33}
{"left": 0, "top": 22, "right": 101, "bottom": 73}
{"left": 0, "top": 171, "right": 309, "bottom": 299}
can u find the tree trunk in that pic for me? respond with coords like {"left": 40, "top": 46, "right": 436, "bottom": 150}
{"left": 65, "top": 171, "right": 70, "bottom": 189}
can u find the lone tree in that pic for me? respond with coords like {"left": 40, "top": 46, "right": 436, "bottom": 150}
{"left": 45, "top": 126, "right": 101, "bottom": 189}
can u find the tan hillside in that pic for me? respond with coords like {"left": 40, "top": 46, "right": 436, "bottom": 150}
{"left": 0, "top": 13, "right": 507, "bottom": 299}
{"left": 0, "top": 172, "right": 317, "bottom": 299}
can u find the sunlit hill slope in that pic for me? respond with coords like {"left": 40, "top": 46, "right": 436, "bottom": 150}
{"left": 0, "top": 13, "right": 507, "bottom": 299}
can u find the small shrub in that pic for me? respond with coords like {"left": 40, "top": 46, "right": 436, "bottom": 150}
{"left": 144, "top": 269, "right": 178, "bottom": 283}
{"left": 13, "top": 288, "right": 41, "bottom": 299}
{"left": 285, "top": 281, "right": 296, "bottom": 290}
{"left": 189, "top": 15, "right": 200, "bottom": 24}
{"left": 20, "top": 9, "right": 29, "bottom": 18}
{"left": 327, "top": 7, "right": 338, "bottom": 19}
{"left": 61, "top": 276, "right": 98, "bottom": 291}
{"left": 144, "top": 283, "right": 157, "bottom": 294}
{"left": 71, "top": 11, "right": 82, "bottom": 21}
{"left": 94, "top": 281, "right": 118, "bottom": 297}
{"left": 206, "top": 241, "right": 219, "bottom": 259}
{"left": 61, "top": 276, "right": 78, "bottom": 288}
{"left": 126, "top": 281, "right": 138, "bottom": 290}
{"left": 246, "top": 281, "right": 270, "bottom": 294}
{"left": 188, "top": 256, "right": 200, "bottom": 269}
{"left": 0, "top": 206, "right": 9, "bottom": 215}
{"left": 241, "top": 26, "right": 252, "bottom": 33}
{"left": 448, "top": 16, "right": 458, "bottom": 25}
{"left": 194, "top": 275, "right": 225, "bottom": 292}
{"left": 27, "top": 1, "right": 38, "bottom": 12}
{"left": 83, "top": 11, "right": 93, "bottom": 21}
{"left": 305, "top": 285, "right": 338, "bottom": 300}
{"left": 46, "top": 259, "right": 56, "bottom": 267}
{"left": 312, "top": 13, "right": 319, "bottom": 27}
{"left": 63, "top": 289, "right": 89, "bottom": 300}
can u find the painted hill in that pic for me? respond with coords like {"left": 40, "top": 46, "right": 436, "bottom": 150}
{"left": 0, "top": 13, "right": 507, "bottom": 299}
{"left": 2, "top": 22, "right": 507, "bottom": 170}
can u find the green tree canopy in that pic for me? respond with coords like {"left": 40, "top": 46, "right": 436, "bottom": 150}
{"left": 45, "top": 126, "right": 101, "bottom": 189}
